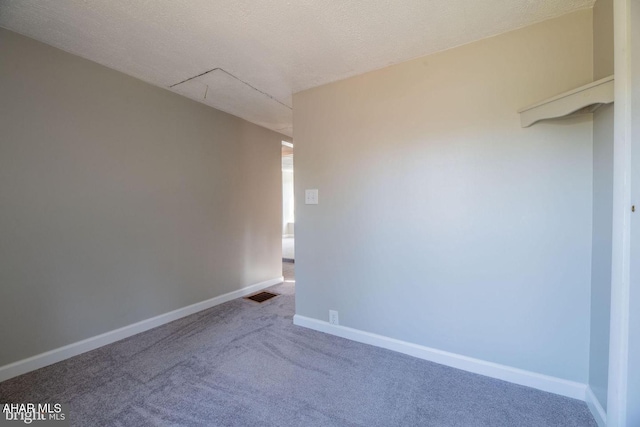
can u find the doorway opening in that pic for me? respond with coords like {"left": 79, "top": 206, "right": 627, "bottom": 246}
{"left": 282, "top": 141, "right": 294, "bottom": 263}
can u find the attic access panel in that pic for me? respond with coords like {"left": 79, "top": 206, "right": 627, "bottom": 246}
{"left": 171, "top": 68, "right": 292, "bottom": 134}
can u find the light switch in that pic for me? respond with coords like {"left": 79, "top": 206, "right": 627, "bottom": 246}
{"left": 305, "top": 189, "right": 319, "bottom": 205}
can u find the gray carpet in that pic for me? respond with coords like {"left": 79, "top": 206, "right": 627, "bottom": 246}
{"left": 0, "top": 262, "right": 596, "bottom": 426}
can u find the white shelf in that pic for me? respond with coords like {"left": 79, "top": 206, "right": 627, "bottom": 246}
{"left": 518, "top": 75, "right": 614, "bottom": 128}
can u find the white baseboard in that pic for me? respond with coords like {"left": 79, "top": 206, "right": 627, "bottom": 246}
{"left": 0, "top": 277, "right": 283, "bottom": 383}
{"left": 293, "top": 315, "right": 587, "bottom": 401}
{"left": 585, "top": 386, "right": 607, "bottom": 426}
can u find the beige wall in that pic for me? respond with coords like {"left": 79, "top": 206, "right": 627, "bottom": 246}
{"left": 293, "top": 10, "right": 594, "bottom": 381}
{"left": 0, "top": 28, "right": 283, "bottom": 367}
{"left": 593, "top": 0, "right": 614, "bottom": 80}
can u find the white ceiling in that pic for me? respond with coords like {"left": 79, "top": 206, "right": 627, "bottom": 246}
{"left": 0, "top": 0, "right": 594, "bottom": 137}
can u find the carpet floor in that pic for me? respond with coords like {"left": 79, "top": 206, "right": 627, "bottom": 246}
{"left": 0, "top": 262, "right": 596, "bottom": 426}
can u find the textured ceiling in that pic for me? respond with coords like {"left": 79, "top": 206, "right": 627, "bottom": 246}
{"left": 0, "top": 0, "right": 594, "bottom": 136}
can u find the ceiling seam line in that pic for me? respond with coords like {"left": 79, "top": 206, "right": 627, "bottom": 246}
{"left": 169, "top": 67, "right": 221, "bottom": 88}
{"left": 169, "top": 67, "right": 292, "bottom": 110}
